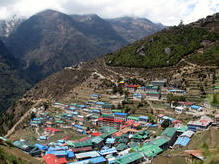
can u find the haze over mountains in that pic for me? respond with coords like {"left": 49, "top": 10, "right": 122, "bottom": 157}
{"left": 0, "top": 9, "right": 164, "bottom": 113}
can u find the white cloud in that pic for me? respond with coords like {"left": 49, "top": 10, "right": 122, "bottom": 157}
{"left": 0, "top": 0, "right": 218, "bottom": 25}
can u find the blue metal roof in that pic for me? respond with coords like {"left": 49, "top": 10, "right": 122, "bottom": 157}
{"left": 139, "top": 116, "right": 149, "bottom": 120}
{"left": 174, "top": 137, "right": 190, "bottom": 146}
{"left": 190, "top": 105, "right": 201, "bottom": 110}
{"left": 69, "top": 156, "right": 106, "bottom": 164}
{"left": 48, "top": 146, "right": 68, "bottom": 151}
{"left": 33, "top": 118, "right": 40, "bottom": 121}
{"left": 74, "top": 124, "right": 83, "bottom": 129}
{"left": 69, "top": 107, "right": 76, "bottom": 110}
{"left": 96, "top": 102, "right": 105, "bottom": 105}
{"left": 106, "top": 138, "right": 115, "bottom": 144}
{"left": 46, "top": 150, "right": 68, "bottom": 156}
{"left": 92, "top": 109, "right": 100, "bottom": 113}
{"left": 114, "top": 112, "right": 127, "bottom": 116}
{"left": 68, "top": 151, "right": 75, "bottom": 158}
{"left": 99, "top": 147, "right": 117, "bottom": 155}
{"left": 34, "top": 144, "right": 47, "bottom": 150}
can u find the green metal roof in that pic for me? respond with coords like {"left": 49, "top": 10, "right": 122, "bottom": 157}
{"left": 128, "top": 142, "right": 139, "bottom": 148}
{"left": 115, "top": 152, "right": 144, "bottom": 164}
{"left": 161, "top": 127, "right": 177, "bottom": 138}
{"left": 118, "top": 137, "right": 129, "bottom": 143}
{"left": 146, "top": 91, "right": 160, "bottom": 94}
{"left": 100, "top": 126, "right": 118, "bottom": 134}
{"left": 116, "top": 143, "right": 128, "bottom": 151}
{"left": 133, "top": 130, "right": 149, "bottom": 139}
{"left": 127, "top": 116, "right": 139, "bottom": 121}
{"left": 90, "top": 137, "right": 103, "bottom": 144}
{"left": 149, "top": 137, "right": 169, "bottom": 147}
{"left": 112, "top": 109, "right": 122, "bottom": 113}
{"left": 55, "top": 120, "right": 64, "bottom": 124}
{"left": 177, "top": 125, "right": 188, "bottom": 132}
{"left": 142, "top": 144, "right": 163, "bottom": 158}
{"left": 102, "top": 114, "right": 114, "bottom": 118}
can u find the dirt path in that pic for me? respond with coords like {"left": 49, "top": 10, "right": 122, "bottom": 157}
{"left": 5, "top": 109, "right": 32, "bottom": 138}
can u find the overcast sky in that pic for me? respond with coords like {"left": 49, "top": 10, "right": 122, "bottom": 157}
{"left": 0, "top": 0, "right": 218, "bottom": 25}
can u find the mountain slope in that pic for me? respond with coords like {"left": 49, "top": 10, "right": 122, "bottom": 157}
{"left": 107, "top": 17, "right": 164, "bottom": 43}
{"left": 2, "top": 12, "right": 218, "bottom": 137}
{"left": 105, "top": 25, "right": 218, "bottom": 68}
{"left": 0, "top": 16, "right": 24, "bottom": 41}
{"left": 0, "top": 41, "right": 30, "bottom": 113}
{"left": 71, "top": 14, "right": 128, "bottom": 50}
{"left": 6, "top": 10, "right": 127, "bottom": 84}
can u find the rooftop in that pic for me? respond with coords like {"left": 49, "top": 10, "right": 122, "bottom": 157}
{"left": 115, "top": 152, "right": 144, "bottom": 164}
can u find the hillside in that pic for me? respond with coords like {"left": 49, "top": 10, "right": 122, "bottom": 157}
{"left": 0, "top": 139, "right": 39, "bottom": 164}
{"left": 1, "top": 12, "right": 218, "bottom": 140}
{"left": 107, "top": 17, "right": 164, "bottom": 43}
{"left": 105, "top": 25, "right": 218, "bottom": 68}
{"left": 5, "top": 10, "right": 127, "bottom": 84}
{"left": 105, "top": 13, "right": 219, "bottom": 68}
{"left": 0, "top": 41, "right": 30, "bottom": 113}
{"left": 0, "top": 16, "right": 24, "bottom": 41}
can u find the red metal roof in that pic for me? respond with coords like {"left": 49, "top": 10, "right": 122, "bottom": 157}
{"left": 91, "top": 132, "right": 102, "bottom": 136}
{"left": 45, "top": 127, "right": 61, "bottom": 132}
{"left": 126, "top": 84, "right": 140, "bottom": 88}
{"left": 98, "top": 117, "right": 124, "bottom": 123}
{"left": 43, "top": 154, "right": 67, "bottom": 164}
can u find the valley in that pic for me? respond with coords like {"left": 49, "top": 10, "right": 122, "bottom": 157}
{"left": 0, "top": 8, "right": 218, "bottom": 164}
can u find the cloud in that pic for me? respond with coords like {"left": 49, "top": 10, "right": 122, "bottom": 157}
{"left": 0, "top": 0, "right": 218, "bottom": 25}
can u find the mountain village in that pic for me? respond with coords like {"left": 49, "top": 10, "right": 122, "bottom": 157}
{"left": 2, "top": 76, "right": 218, "bottom": 164}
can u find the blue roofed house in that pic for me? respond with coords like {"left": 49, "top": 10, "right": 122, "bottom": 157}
{"left": 69, "top": 156, "right": 106, "bottom": 164}
{"left": 138, "top": 116, "right": 149, "bottom": 122}
{"left": 133, "top": 93, "right": 142, "bottom": 101}
{"left": 114, "top": 112, "right": 127, "bottom": 120}
{"left": 174, "top": 136, "right": 190, "bottom": 147}
{"left": 190, "top": 105, "right": 203, "bottom": 111}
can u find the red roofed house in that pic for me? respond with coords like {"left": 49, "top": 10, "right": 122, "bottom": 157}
{"left": 43, "top": 154, "right": 67, "bottom": 164}
{"left": 98, "top": 117, "right": 124, "bottom": 129}
{"left": 45, "top": 128, "right": 61, "bottom": 134}
{"left": 91, "top": 132, "right": 102, "bottom": 137}
{"left": 126, "top": 84, "right": 140, "bottom": 91}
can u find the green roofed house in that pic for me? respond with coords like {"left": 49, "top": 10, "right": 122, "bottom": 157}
{"left": 118, "top": 137, "right": 129, "bottom": 144}
{"left": 90, "top": 137, "right": 104, "bottom": 149}
{"left": 146, "top": 91, "right": 161, "bottom": 99}
{"left": 142, "top": 144, "right": 163, "bottom": 158}
{"left": 132, "top": 130, "right": 149, "bottom": 142}
{"left": 116, "top": 143, "right": 128, "bottom": 151}
{"left": 112, "top": 109, "right": 122, "bottom": 113}
{"left": 13, "top": 140, "right": 33, "bottom": 152}
{"left": 100, "top": 126, "right": 118, "bottom": 134}
{"left": 149, "top": 137, "right": 169, "bottom": 150}
{"left": 127, "top": 116, "right": 139, "bottom": 121}
{"left": 68, "top": 140, "right": 93, "bottom": 148}
{"left": 115, "top": 152, "right": 144, "bottom": 164}
{"left": 161, "top": 127, "right": 177, "bottom": 146}
{"left": 177, "top": 125, "right": 188, "bottom": 133}
{"left": 128, "top": 142, "right": 139, "bottom": 148}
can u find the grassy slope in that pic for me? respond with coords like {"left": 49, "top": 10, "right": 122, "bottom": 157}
{"left": 105, "top": 26, "right": 218, "bottom": 68}
{"left": 0, "top": 140, "right": 39, "bottom": 164}
{"left": 188, "top": 43, "right": 219, "bottom": 66}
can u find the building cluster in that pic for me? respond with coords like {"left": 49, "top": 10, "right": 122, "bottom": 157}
{"left": 1, "top": 79, "right": 217, "bottom": 164}
{"left": 7, "top": 93, "right": 215, "bottom": 164}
